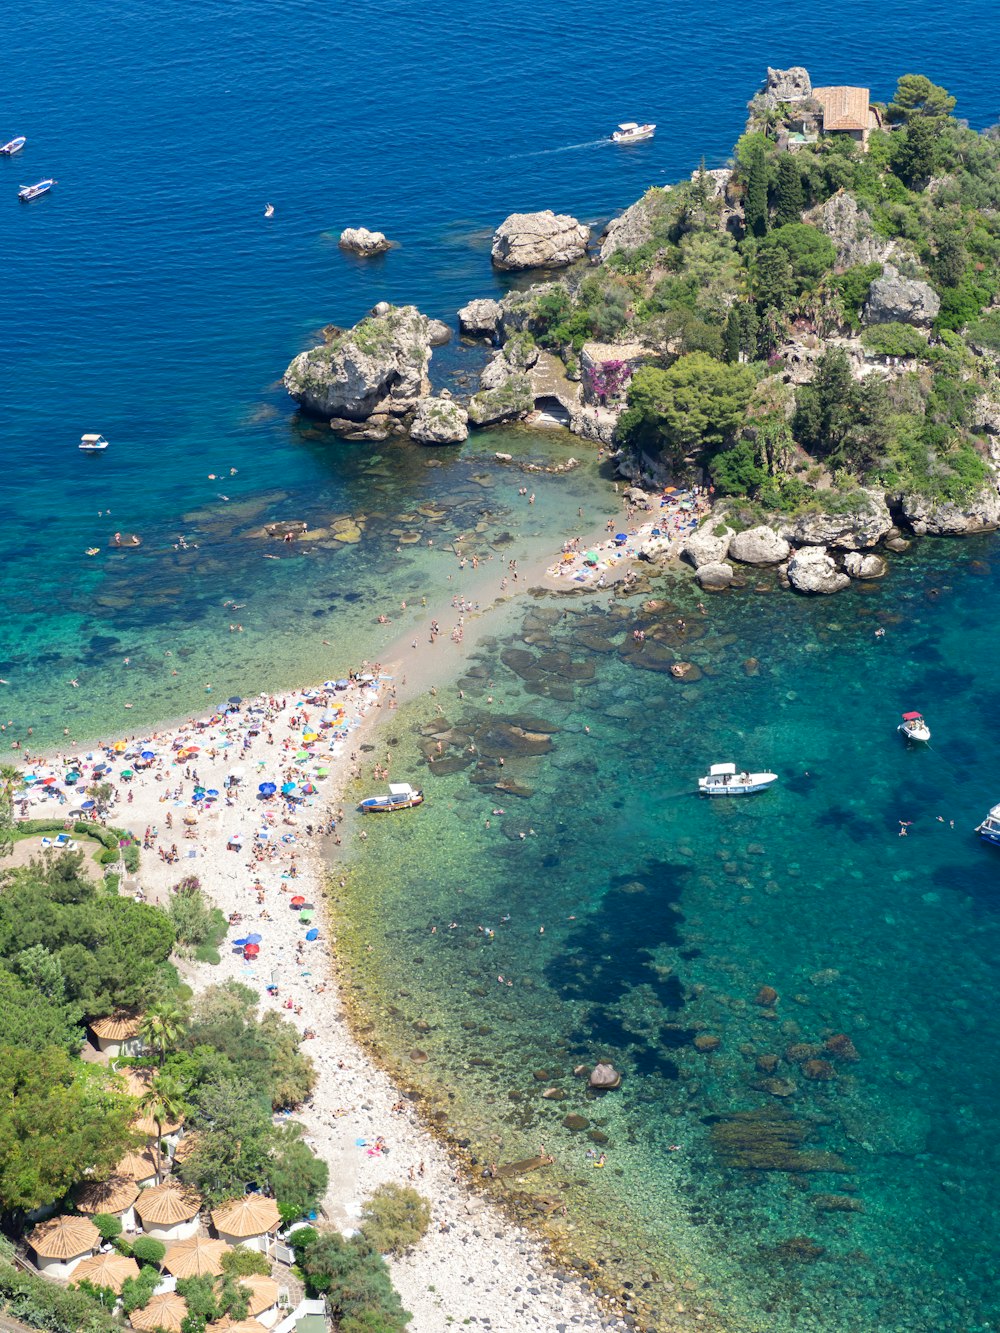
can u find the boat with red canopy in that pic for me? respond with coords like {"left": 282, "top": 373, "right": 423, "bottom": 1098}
{"left": 898, "top": 711, "right": 930, "bottom": 743}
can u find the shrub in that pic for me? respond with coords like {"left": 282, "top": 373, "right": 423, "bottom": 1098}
{"left": 91, "top": 1212, "right": 122, "bottom": 1242}
{"left": 219, "top": 1247, "right": 272, "bottom": 1278}
{"left": 360, "top": 1184, "right": 432, "bottom": 1256}
{"left": 0, "top": 1255, "right": 120, "bottom": 1333}
{"left": 860, "top": 322, "right": 928, "bottom": 358}
{"left": 119, "top": 1266, "right": 160, "bottom": 1317}
{"left": 130, "top": 1236, "right": 166, "bottom": 1266}
{"left": 299, "top": 1232, "right": 411, "bottom": 1331}
{"left": 121, "top": 845, "right": 140, "bottom": 874}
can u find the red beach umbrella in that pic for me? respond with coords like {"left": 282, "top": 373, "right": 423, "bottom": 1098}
{"left": 290, "top": 896, "right": 306, "bottom": 907}
{"left": 243, "top": 943, "right": 260, "bottom": 959}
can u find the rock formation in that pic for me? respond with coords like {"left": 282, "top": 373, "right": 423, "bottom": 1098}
{"left": 778, "top": 490, "right": 893, "bottom": 549}
{"left": 588, "top": 1062, "right": 621, "bottom": 1090}
{"left": 458, "top": 299, "right": 503, "bottom": 340}
{"left": 899, "top": 485, "right": 1000, "bottom": 534}
{"left": 695, "top": 562, "right": 735, "bottom": 590}
{"left": 763, "top": 66, "right": 812, "bottom": 106}
{"left": 284, "top": 304, "right": 432, "bottom": 423}
{"left": 843, "top": 551, "right": 887, "bottom": 579}
{"left": 786, "top": 545, "right": 850, "bottom": 594}
{"left": 600, "top": 189, "right": 669, "bottom": 262}
{"left": 728, "top": 526, "right": 791, "bottom": 565}
{"left": 682, "top": 521, "right": 734, "bottom": 569}
{"left": 426, "top": 319, "right": 452, "bottom": 347}
{"left": 863, "top": 264, "right": 941, "bottom": 327}
{"left": 804, "top": 191, "right": 894, "bottom": 271}
{"left": 409, "top": 396, "right": 469, "bottom": 445}
{"left": 339, "top": 226, "right": 393, "bottom": 256}
{"left": 468, "top": 374, "right": 535, "bottom": 426}
{"left": 491, "top": 210, "right": 590, "bottom": 271}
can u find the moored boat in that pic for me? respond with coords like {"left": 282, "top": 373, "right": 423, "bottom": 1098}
{"left": 976, "top": 803, "right": 1000, "bottom": 845}
{"left": 698, "top": 762, "right": 778, "bottom": 796}
{"left": 18, "top": 178, "right": 55, "bottom": 201}
{"left": 1, "top": 137, "right": 26, "bottom": 156}
{"left": 898, "top": 711, "right": 930, "bottom": 743}
{"left": 359, "top": 781, "right": 424, "bottom": 813}
{"left": 79, "top": 433, "right": 109, "bottom": 452}
{"left": 612, "top": 122, "right": 655, "bottom": 143}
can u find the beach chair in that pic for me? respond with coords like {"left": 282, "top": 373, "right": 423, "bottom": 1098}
{"left": 53, "top": 833, "right": 72, "bottom": 848}
{"left": 39, "top": 837, "right": 53, "bottom": 849}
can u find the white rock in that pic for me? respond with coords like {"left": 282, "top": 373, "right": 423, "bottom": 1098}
{"left": 695, "top": 561, "right": 734, "bottom": 590}
{"left": 491, "top": 210, "right": 590, "bottom": 271}
{"left": 728, "top": 526, "right": 790, "bottom": 566}
{"left": 457, "top": 299, "right": 502, "bottom": 338}
{"left": 409, "top": 397, "right": 469, "bottom": 445}
{"left": 843, "top": 551, "right": 888, "bottom": 579}
{"left": 339, "top": 226, "right": 392, "bottom": 256}
{"left": 682, "top": 521, "right": 734, "bottom": 569}
{"left": 787, "top": 545, "right": 850, "bottom": 594}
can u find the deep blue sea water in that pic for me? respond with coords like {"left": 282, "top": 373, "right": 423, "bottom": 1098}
{"left": 6, "top": 2, "right": 1000, "bottom": 1328}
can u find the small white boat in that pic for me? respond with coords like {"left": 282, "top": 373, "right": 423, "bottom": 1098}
{"left": 1, "top": 137, "right": 26, "bottom": 156}
{"left": 264, "top": 203, "right": 274, "bottom": 217}
{"left": 359, "top": 781, "right": 424, "bottom": 813}
{"left": 698, "top": 762, "right": 778, "bottom": 796}
{"left": 79, "top": 434, "right": 109, "bottom": 452}
{"left": 19, "top": 178, "right": 55, "bottom": 201}
{"left": 898, "top": 711, "right": 930, "bottom": 743}
{"left": 976, "top": 803, "right": 1000, "bottom": 846}
{"left": 612, "top": 122, "right": 656, "bottom": 143}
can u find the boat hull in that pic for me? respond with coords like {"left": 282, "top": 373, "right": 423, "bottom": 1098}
{"left": 359, "top": 793, "right": 424, "bottom": 813}
{"left": 698, "top": 773, "right": 778, "bottom": 796}
{"left": 898, "top": 723, "right": 930, "bottom": 743}
{"left": 1, "top": 139, "right": 25, "bottom": 156}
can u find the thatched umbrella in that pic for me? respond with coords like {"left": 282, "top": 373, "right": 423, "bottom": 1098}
{"left": 71, "top": 1252, "right": 140, "bottom": 1294}
{"left": 210, "top": 1195, "right": 280, "bottom": 1240}
{"left": 129, "top": 1292, "right": 188, "bottom": 1332}
{"left": 162, "top": 1235, "right": 230, "bottom": 1278}
{"left": 73, "top": 1175, "right": 140, "bottom": 1216}
{"left": 28, "top": 1214, "right": 99, "bottom": 1260}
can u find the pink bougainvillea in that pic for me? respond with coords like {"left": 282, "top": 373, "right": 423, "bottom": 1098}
{"left": 588, "top": 359, "right": 633, "bottom": 400}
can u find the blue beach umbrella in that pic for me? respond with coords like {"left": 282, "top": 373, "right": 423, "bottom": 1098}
{"left": 207, "top": 788, "right": 219, "bottom": 796}
{"left": 305, "top": 928, "right": 319, "bottom": 941}
{"left": 233, "top": 937, "right": 249, "bottom": 947}
{"left": 245, "top": 933, "right": 262, "bottom": 945}
{"left": 228, "top": 696, "right": 242, "bottom": 705}
{"left": 140, "top": 750, "right": 155, "bottom": 760}
{"left": 258, "top": 782, "right": 276, "bottom": 795}
{"left": 81, "top": 799, "right": 95, "bottom": 809}
{"left": 281, "top": 782, "right": 296, "bottom": 795}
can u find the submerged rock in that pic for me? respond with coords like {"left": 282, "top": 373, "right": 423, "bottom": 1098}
{"left": 491, "top": 210, "right": 590, "bottom": 271}
{"left": 843, "top": 551, "right": 888, "bottom": 579}
{"left": 588, "top": 1062, "right": 621, "bottom": 1090}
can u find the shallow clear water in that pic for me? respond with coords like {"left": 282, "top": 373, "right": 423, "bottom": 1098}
{"left": 337, "top": 542, "right": 1000, "bottom": 1332}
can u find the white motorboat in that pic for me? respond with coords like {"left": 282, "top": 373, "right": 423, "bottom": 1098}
{"left": 898, "top": 711, "right": 930, "bottom": 743}
{"left": 79, "top": 434, "right": 109, "bottom": 452}
{"left": 1, "top": 137, "right": 26, "bottom": 156}
{"left": 359, "top": 781, "right": 424, "bottom": 813}
{"left": 18, "top": 178, "right": 55, "bottom": 201}
{"left": 698, "top": 762, "right": 778, "bottom": 796}
{"left": 976, "top": 803, "right": 1000, "bottom": 846}
{"left": 612, "top": 122, "right": 656, "bottom": 143}
{"left": 264, "top": 203, "right": 274, "bottom": 217}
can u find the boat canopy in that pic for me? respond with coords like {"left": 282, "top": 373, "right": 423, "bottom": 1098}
{"left": 388, "top": 783, "right": 416, "bottom": 797}
{"left": 81, "top": 434, "right": 106, "bottom": 443}
{"left": 617, "top": 122, "right": 639, "bottom": 131}
{"left": 708, "top": 763, "right": 737, "bottom": 777}
{"left": 901, "top": 711, "right": 924, "bottom": 721}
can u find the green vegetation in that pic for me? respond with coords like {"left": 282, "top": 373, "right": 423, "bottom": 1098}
{"left": 0, "top": 1247, "right": 120, "bottom": 1333}
{"left": 296, "top": 1229, "right": 412, "bottom": 1332}
{"left": 360, "top": 1184, "right": 432, "bottom": 1256}
{"left": 129, "top": 1236, "right": 166, "bottom": 1266}
{"left": 525, "top": 70, "right": 1000, "bottom": 515}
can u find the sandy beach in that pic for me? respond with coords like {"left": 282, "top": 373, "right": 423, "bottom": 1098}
{"left": 9, "top": 501, "right": 684, "bottom": 1333}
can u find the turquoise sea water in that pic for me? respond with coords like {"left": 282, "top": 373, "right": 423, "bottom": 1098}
{"left": 339, "top": 545, "right": 1000, "bottom": 1331}
{"left": 7, "top": 3, "right": 1000, "bottom": 1328}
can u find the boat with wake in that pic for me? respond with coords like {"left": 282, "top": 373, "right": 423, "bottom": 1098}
{"left": 698, "top": 762, "right": 778, "bottom": 796}
{"left": 898, "top": 711, "right": 930, "bottom": 743}
{"left": 18, "top": 178, "right": 55, "bottom": 201}
{"left": 359, "top": 781, "right": 424, "bottom": 813}
{"left": 612, "top": 122, "right": 655, "bottom": 143}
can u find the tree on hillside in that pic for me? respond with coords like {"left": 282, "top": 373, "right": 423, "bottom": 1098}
{"left": 744, "top": 142, "right": 769, "bottom": 238}
{"left": 751, "top": 248, "right": 795, "bottom": 313}
{"left": 756, "top": 224, "right": 837, "bottom": 296}
{"left": 773, "top": 155, "right": 805, "bottom": 229}
{"left": 888, "top": 74, "right": 956, "bottom": 122}
{"left": 140, "top": 1004, "right": 188, "bottom": 1067}
{"left": 269, "top": 1123, "right": 330, "bottom": 1222}
{"left": 136, "top": 1071, "right": 188, "bottom": 1183}
{"left": 794, "top": 347, "right": 857, "bottom": 457}
{"left": 891, "top": 115, "right": 945, "bottom": 188}
{"left": 179, "top": 1077, "right": 275, "bottom": 1204}
{"left": 0, "top": 965, "right": 83, "bottom": 1054}
{"left": 0, "top": 1047, "right": 133, "bottom": 1220}
{"left": 0, "top": 766, "right": 19, "bottom": 859}
{"left": 619, "top": 354, "right": 756, "bottom": 469}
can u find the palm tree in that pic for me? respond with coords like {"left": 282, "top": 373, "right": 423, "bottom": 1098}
{"left": 136, "top": 1072, "right": 187, "bottom": 1183}
{"left": 139, "top": 1004, "right": 187, "bottom": 1066}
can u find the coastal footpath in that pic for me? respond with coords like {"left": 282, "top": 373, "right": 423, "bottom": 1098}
{"left": 287, "top": 67, "right": 1000, "bottom": 595}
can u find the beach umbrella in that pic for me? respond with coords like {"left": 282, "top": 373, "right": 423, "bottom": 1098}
{"left": 336, "top": 680, "right": 349, "bottom": 689}
{"left": 302, "top": 783, "right": 316, "bottom": 794}
{"left": 81, "top": 799, "right": 95, "bottom": 809}
{"left": 120, "top": 769, "right": 134, "bottom": 779}
{"left": 113, "top": 741, "right": 127, "bottom": 753}
{"left": 228, "top": 697, "right": 242, "bottom": 705}
{"left": 305, "top": 928, "right": 319, "bottom": 941}
{"left": 584, "top": 551, "right": 599, "bottom": 565}
{"left": 294, "top": 750, "right": 308, "bottom": 761}
{"left": 233, "top": 937, "right": 249, "bottom": 947}
{"left": 290, "top": 896, "right": 306, "bottom": 907}
{"left": 141, "top": 750, "right": 155, "bottom": 760}
{"left": 207, "top": 788, "right": 219, "bottom": 796}
{"left": 299, "top": 911, "right": 314, "bottom": 923}
{"left": 316, "top": 768, "right": 329, "bottom": 777}
{"left": 245, "top": 933, "right": 262, "bottom": 944}
{"left": 243, "top": 943, "right": 260, "bottom": 958}
{"left": 302, "top": 732, "right": 319, "bottom": 742}
{"left": 183, "top": 815, "right": 198, "bottom": 826}
{"left": 281, "top": 782, "right": 296, "bottom": 795}
{"left": 185, "top": 745, "right": 201, "bottom": 754}
{"left": 258, "top": 782, "right": 276, "bottom": 795}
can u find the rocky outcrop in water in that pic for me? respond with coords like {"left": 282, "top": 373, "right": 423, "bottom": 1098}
{"left": 681, "top": 521, "right": 734, "bottom": 569}
{"left": 458, "top": 299, "right": 503, "bottom": 340}
{"left": 588, "top": 1062, "right": 621, "bottom": 1090}
{"left": 284, "top": 304, "right": 432, "bottom": 422}
{"left": 787, "top": 545, "right": 850, "bottom": 594}
{"left": 898, "top": 485, "right": 1000, "bottom": 534}
{"left": 778, "top": 490, "right": 893, "bottom": 549}
{"left": 339, "top": 226, "right": 393, "bottom": 256}
{"left": 695, "top": 561, "right": 735, "bottom": 590}
{"left": 409, "top": 396, "right": 469, "bottom": 444}
{"left": 492, "top": 210, "right": 590, "bottom": 271}
{"left": 843, "top": 551, "right": 887, "bottom": 579}
{"left": 763, "top": 66, "right": 812, "bottom": 105}
{"left": 728, "top": 526, "right": 791, "bottom": 566}
{"left": 863, "top": 264, "right": 940, "bottom": 327}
